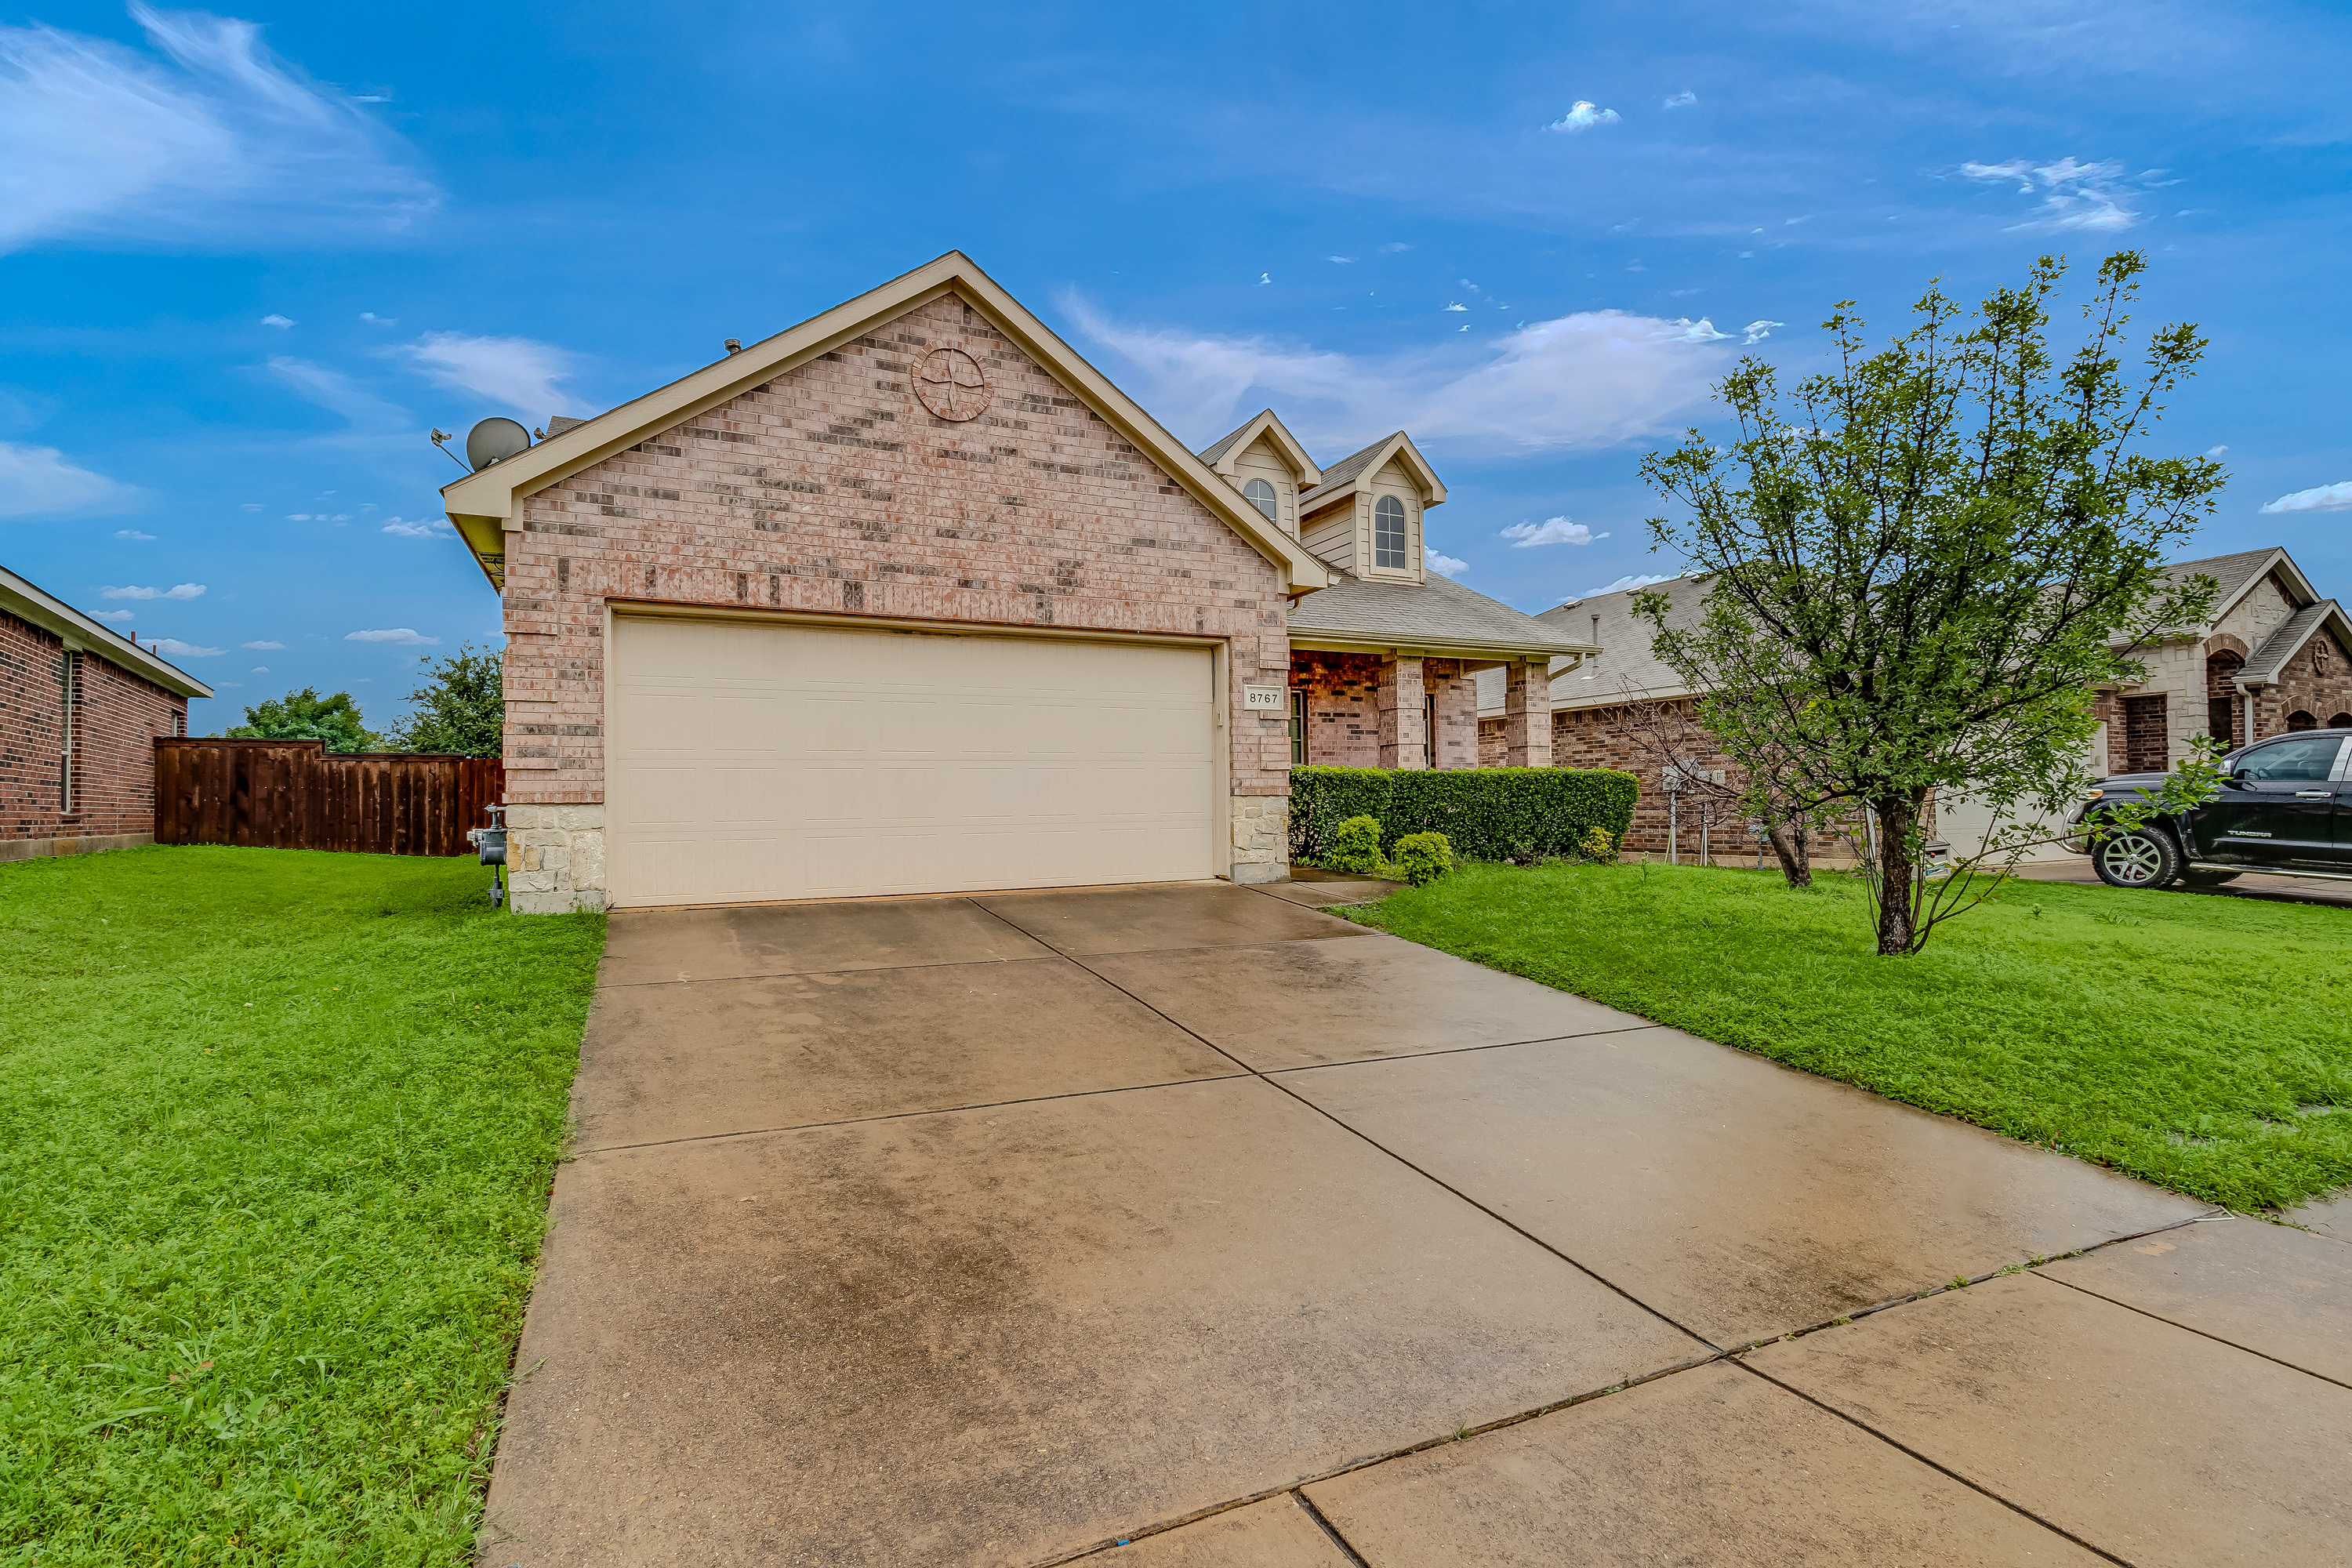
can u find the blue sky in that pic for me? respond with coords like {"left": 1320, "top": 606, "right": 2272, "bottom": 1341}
{"left": 5, "top": 0, "right": 2348, "bottom": 735}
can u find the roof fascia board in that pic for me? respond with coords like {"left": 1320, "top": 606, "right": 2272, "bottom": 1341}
{"left": 0, "top": 568, "right": 213, "bottom": 698}
{"left": 1207, "top": 410, "right": 1322, "bottom": 485}
{"left": 1289, "top": 630, "right": 1595, "bottom": 661}
{"left": 1299, "top": 431, "right": 1448, "bottom": 510}
{"left": 439, "top": 252, "right": 1330, "bottom": 593}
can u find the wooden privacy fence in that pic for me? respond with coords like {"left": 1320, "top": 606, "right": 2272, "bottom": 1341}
{"left": 154, "top": 739, "right": 504, "bottom": 857}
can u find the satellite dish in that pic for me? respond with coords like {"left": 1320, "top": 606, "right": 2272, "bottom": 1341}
{"left": 465, "top": 417, "right": 532, "bottom": 471}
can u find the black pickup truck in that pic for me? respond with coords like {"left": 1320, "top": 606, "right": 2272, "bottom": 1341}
{"left": 2070, "top": 727, "right": 2352, "bottom": 889}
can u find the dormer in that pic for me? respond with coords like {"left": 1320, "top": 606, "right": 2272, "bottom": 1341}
{"left": 1295, "top": 431, "right": 1446, "bottom": 585}
{"left": 1198, "top": 409, "right": 1320, "bottom": 539}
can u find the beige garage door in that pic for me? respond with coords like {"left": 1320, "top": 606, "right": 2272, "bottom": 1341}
{"left": 607, "top": 615, "right": 1218, "bottom": 907}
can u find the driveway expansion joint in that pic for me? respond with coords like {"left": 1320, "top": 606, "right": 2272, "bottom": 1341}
{"left": 2031, "top": 1258, "right": 2352, "bottom": 1392}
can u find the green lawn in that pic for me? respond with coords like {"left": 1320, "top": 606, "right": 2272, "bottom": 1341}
{"left": 1347, "top": 861, "right": 2351, "bottom": 1212}
{"left": 0, "top": 846, "right": 603, "bottom": 1565}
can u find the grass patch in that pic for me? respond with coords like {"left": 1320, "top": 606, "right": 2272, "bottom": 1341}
{"left": 1348, "top": 860, "right": 2351, "bottom": 1211}
{"left": 0, "top": 845, "right": 603, "bottom": 1564}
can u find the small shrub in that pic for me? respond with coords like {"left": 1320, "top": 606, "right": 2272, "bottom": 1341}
{"left": 1328, "top": 815, "right": 1387, "bottom": 875}
{"left": 1577, "top": 826, "right": 1619, "bottom": 862}
{"left": 1392, "top": 831, "right": 1455, "bottom": 887}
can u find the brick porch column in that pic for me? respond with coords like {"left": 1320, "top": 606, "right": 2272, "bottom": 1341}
{"left": 1504, "top": 659, "right": 1552, "bottom": 767}
{"left": 1377, "top": 655, "right": 1427, "bottom": 770}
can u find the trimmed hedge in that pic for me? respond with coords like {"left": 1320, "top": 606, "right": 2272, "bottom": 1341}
{"left": 1290, "top": 765, "right": 1639, "bottom": 865}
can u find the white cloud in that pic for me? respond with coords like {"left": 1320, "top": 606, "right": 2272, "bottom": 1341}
{"left": 1663, "top": 90, "right": 1697, "bottom": 109}
{"left": 380, "top": 515, "right": 452, "bottom": 537}
{"left": 1424, "top": 547, "right": 1468, "bottom": 576}
{"left": 2205, "top": 445, "right": 2228, "bottom": 458}
{"left": 0, "top": 5, "right": 437, "bottom": 252}
{"left": 1544, "top": 100, "right": 1621, "bottom": 134}
{"left": 1070, "top": 299, "right": 1735, "bottom": 459}
{"left": 1326, "top": 255, "right": 1356, "bottom": 264}
{"left": 393, "top": 331, "right": 576, "bottom": 418}
{"left": 1740, "top": 319, "right": 1784, "bottom": 345}
{"left": 249, "top": 665, "right": 267, "bottom": 673}
{"left": 346, "top": 627, "right": 437, "bottom": 645}
{"left": 102, "top": 582, "right": 204, "bottom": 600}
{"left": 1581, "top": 572, "right": 1674, "bottom": 597}
{"left": 1663, "top": 318, "right": 1730, "bottom": 343}
{"left": 1502, "top": 517, "right": 1610, "bottom": 548}
{"left": 1378, "top": 242, "right": 1411, "bottom": 253}
{"left": 267, "top": 357, "right": 408, "bottom": 431}
{"left": 1443, "top": 302, "right": 1468, "bottom": 312}
{"left": 358, "top": 310, "right": 394, "bottom": 323}
{"left": 241, "top": 639, "right": 284, "bottom": 649}
{"left": 149, "top": 637, "right": 222, "bottom": 657}
{"left": 260, "top": 313, "right": 294, "bottom": 328}
{"left": 2259, "top": 481, "right": 2352, "bottom": 515}
{"left": 0, "top": 441, "right": 140, "bottom": 517}
{"left": 92, "top": 608, "right": 134, "bottom": 622}
{"left": 113, "top": 528, "right": 155, "bottom": 540}
{"left": 1957, "top": 157, "right": 2143, "bottom": 233}
{"left": 285, "top": 511, "right": 352, "bottom": 521}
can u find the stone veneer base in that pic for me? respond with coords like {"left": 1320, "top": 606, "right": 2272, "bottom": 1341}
{"left": 0, "top": 831, "right": 154, "bottom": 864}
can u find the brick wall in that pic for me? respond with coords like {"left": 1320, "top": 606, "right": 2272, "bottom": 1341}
{"left": 1548, "top": 700, "right": 1739, "bottom": 853}
{"left": 500, "top": 290, "right": 1292, "bottom": 885}
{"left": 1292, "top": 651, "right": 1381, "bottom": 766}
{"left": 1, "top": 608, "right": 64, "bottom": 839}
{"left": 1290, "top": 652, "right": 1477, "bottom": 768}
{"left": 2262, "top": 626, "right": 2352, "bottom": 734}
{"left": 1, "top": 608, "right": 187, "bottom": 841}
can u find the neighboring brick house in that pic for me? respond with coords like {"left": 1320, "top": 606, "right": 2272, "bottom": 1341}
{"left": 2, "top": 564, "right": 210, "bottom": 862}
{"left": 1481, "top": 546, "right": 2351, "bottom": 856}
{"left": 439, "top": 254, "right": 1589, "bottom": 913}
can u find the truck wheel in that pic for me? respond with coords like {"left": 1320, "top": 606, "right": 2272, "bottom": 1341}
{"left": 2092, "top": 826, "right": 2182, "bottom": 889}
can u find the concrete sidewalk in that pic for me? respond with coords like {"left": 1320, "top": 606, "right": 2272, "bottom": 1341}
{"left": 478, "top": 882, "right": 2352, "bottom": 1566}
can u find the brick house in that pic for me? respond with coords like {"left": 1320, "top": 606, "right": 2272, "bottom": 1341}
{"left": 2, "top": 564, "right": 210, "bottom": 862}
{"left": 1477, "top": 546, "right": 2351, "bottom": 855}
{"left": 438, "top": 253, "right": 1588, "bottom": 913}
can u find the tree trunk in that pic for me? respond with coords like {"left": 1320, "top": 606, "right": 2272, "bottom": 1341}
{"left": 1766, "top": 818, "right": 1813, "bottom": 887}
{"left": 1872, "top": 796, "right": 1921, "bottom": 955}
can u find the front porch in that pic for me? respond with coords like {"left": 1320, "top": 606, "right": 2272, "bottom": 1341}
{"left": 1289, "top": 648, "right": 1556, "bottom": 770}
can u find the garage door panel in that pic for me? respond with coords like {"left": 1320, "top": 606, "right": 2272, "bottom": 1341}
{"left": 608, "top": 619, "right": 1218, "bottom": 906}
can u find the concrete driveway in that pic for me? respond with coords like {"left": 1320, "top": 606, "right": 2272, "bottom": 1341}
{"left": 480, "top": 882, "right": 2352, "bottom": 1566}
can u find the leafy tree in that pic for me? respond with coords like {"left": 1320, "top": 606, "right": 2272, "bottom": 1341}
{"left": 383, "top": 644, "right": 503, "bottom": 756}
{"left": 1635, "top": 251, "right": 2227, "bottom": 956}
{"left": 223, "top": 688, "right": 380, "bottom": 753}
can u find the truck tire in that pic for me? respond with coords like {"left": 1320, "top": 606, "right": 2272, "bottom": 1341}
{"left": 2091, "top": 826, "right": 2182, "bottom": 889}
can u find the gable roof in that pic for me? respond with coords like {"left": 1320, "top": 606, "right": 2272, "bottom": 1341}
{"left": 1297, "top": 430, "right": 1446, "bottom": 513}
{"left": 0, "top": 564, "right": 212, "bottom": 699}
{"left": 1197, "top": 408, "right": 1320, "bottom": 485}
{"left": 437, "top": 252, "right": 1331, "bottom": 596}
{"left": 2238, "top": 598, "right": 2352, "bottom": 686}
{"left": 2165, "top": 546, "right": 2316, "bottom": 623}
{"left": 1287, "top": 568, "right": 1592, "bottom": 661}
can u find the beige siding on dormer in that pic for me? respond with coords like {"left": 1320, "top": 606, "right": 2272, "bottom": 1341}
{"left": 1229, "top": 436, "right": 1299, "bottom": 538}
{"left": 1301, "top": 497, "right": 1356, "bottom": 574}
{"left": 1363, "top": 456, "right": 1425, "bottom": 584}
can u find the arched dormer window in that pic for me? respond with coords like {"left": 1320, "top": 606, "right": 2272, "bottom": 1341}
{"left": 1243, "top": 478, "right": 1279, "bottom": 522}
{"left": 1373, "top": 495, "right": 1407, "bottom": 569}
